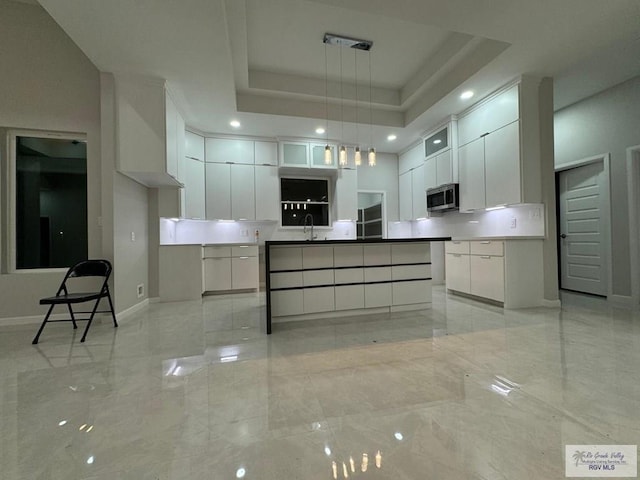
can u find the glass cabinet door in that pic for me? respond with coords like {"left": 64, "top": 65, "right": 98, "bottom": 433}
{"left": 310, "top": 143, "right": 337, "bottom": 168}
{"left": 280, "top": 142, "right": 309, "bottom": 167}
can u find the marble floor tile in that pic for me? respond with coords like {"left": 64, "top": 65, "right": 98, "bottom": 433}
{"left": 1, "top": 287, "right": 639, "bottom": 479}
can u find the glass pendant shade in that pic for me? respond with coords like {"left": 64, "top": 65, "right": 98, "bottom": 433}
{"left": 339, "top": 145, "right": 347, "bottom": 166}
{"left": 324, "top": 145, "right": 332, "bottom": 164}
{"left": 354, "top": 147, "right": 361, "bottom": 166}
{"left": 368, "top": 147, "right": 376, "bottom": 166}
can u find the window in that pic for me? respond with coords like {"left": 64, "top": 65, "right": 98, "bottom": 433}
{"left": 280, "top": 178, "right": 329, "bottom": 227}
{"left": 11, "top": 133, "right": 88, "bottom": 270}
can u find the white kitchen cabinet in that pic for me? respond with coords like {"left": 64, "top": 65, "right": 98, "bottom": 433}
{"left": 484, "top": 121, "right": 521, "bottom": 207}
{"left": 444, "top": 239, "right": 544, "bottom": 307}
{"left": 185, "top": 131, "right": 205, "bottom": 161}
{"left": 254, "top": 165, "right": 279, "bottom": 221}
{"left": 411, "top": 163, "right": 426, "bottom": 219}
{"left": 272, "top": 290, "right": 303, "bottom": 316}
{"left": 335, "top": 168, "right": 358, "bottom": 220}
{"left": 363, "top": 244, "right": 391, "bottom": 265}
{"left": 204, "top": 257, "right": 232, "bottom": 291}
{"left": 159, "top": 245, "right": 203, "bottom": 301}
{"left": 335, "top": 285, "right": 365, "bottom": 310}
{"left": 304, "top": 287, "right": 335, "bottom": 314}
{"left": 204, "top": 244, "right": 258, "bottom": 293}
{"left": 424, "top": 150, "right": 453, "bottom": 191}
{"left": 398, "top": 142, "right": 423, "bottom": 175}
{"left": 280, "top": 142, "right": 308, "bottom": 167}
{"left": 393, "top": 280, "right": 431, "bottom": 305}
{"left": 231, "top": 163, "right": 255, "bottom": 220}
{"left": 255, "top": 141, "right": 278, "bottom": 166}
{"left": 470, "top": 255, "right": 504, "bottom": 302}
{"left": 399, "top": 170, "right": 413, "bottom": 221}
{"left": 164, "top": 92, "right": 180, "bottom": 180}
{"left": 205, "top": 163, "right": 231, "bottom": 219}
{"left": 391, "top": 242, "right": 430, "bottom": 264}
{"left": 205, "top": 138, "right": 255, "bottom": 164}
{"left": 311, "top": 143, "right": 337, "bottom": 168}
{"left": 364, "top": 283, "right": 392, "bottom": 307}
{"left": 183, "top": 157, "right": 205, "bottom": 219}
{"left": 435, "top": 150, "right": 453, "bottom": 185}
{"left": 279, "top": 141, "right": 337, "bottom": 169}
{"left": 458, "top": 137, "right": 486, "bottom": 211}
{"left": 232, "top": 256, "right": 259, "bottom": 290}
{"left": 302, "top": 246, "right": 334, "bottom": 269}
{"left": 457, "top": 84, "right": 519, "bottom": 147}
{"left": 445, "top": 253, "right": 471, "bottom": 293}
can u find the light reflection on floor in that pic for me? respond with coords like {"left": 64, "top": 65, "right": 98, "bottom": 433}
{"left": 0, "top": 287, "right": 639, "bottom": 479}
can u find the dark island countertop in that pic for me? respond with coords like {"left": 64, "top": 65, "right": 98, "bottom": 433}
{"left": 265, "top": 237, "right": 451, "bottom": 246}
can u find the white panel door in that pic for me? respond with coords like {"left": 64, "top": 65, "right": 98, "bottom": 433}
{"left": 204, "top": 257, "right": 232, "bottom": 291}
{"left": 470, "top": 255, "right": 505, "bottom": 302}
{"left": 205, "top": 163, "right": 231, "bottom": 220}
{"left": 445, "top": 253, "right": 471, "bottom": 293}
{"left": 231, "top": 256, "right": 258, "bottom": 290}
{"left": 231, "top": 164, "right": 255, "bottom": 220}
{"left": 458, "top": 137, "right": 485, "bottom": 211}
{"left": 254, "top": 165, "right": 279, "bottom": 221}
{"left": 398, "top": 171, "right": 413, "bottom": 221}
{"left": 484, "top": 121, "right": 521, "bottom": 207}
{"left": 559, "top": 162, "right": 608, "bottom": 296}
{"left": 184, "top": 157, "right": 205, "bottom": 219}
{"left": 165, "top": 92, "right": 178, "bottom": 179}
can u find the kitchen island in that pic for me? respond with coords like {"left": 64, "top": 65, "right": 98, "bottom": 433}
{"left": 265, "top": 238, "right": 450, "bottom": 333}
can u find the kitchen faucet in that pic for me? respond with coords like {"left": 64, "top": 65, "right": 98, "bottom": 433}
{"left": 303, "top": 213, "right": 316, "bottom": 241}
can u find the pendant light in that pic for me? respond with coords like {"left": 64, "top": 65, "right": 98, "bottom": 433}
{"left": 354, "top": 48, "right": 362, "bottom": 166}
{"left": 338, "top": 46, "right": 348, "bottom": 166}
{"left": 323, "top": 42, "right": 332, "bottom": 165}
{"left": 368, "top": 49, "right": 376, "bottom": 167}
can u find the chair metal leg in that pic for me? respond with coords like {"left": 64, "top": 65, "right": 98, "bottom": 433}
{"left": 32, "top": 305, "right": 55, "bottom": 345}
{"left": 67, "top": 304, "right": 78, "bottom": 329}
{"left": 80, "top": 299, "right": 101, "bottom": 343}
{"left": 106, "top": 291, "right": 118, "bottom": 327}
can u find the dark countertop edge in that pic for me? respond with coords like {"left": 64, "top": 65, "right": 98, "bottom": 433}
{"left": 266, "top": 237, "right": 451, "bottom": 246}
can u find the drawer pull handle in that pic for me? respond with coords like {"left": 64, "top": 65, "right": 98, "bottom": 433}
{"left": 238, "top": 245, "right": 249, "bottom": 248}
{"left": 481, "top": 255, "right": 491, "bottom": 259}
{"left": 453, "top": 254, "right": 461, "bottom": 257}
{"left": 480, "top": 241, "right": 491, "bottom": 244}
{"left": 452, "top": 241, "right": 461, "bottom": 244}
{"left": 239, "top": 256, "right": 249, "bottom": 259}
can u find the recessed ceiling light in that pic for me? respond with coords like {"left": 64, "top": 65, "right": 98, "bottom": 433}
{"left": 229, "top": 120, "right": 241, "bottom": 128}
{"left": 460, "top": 90, "right": 474, "bottom": 100}
{"left": 387, "top": 134, "right": 397, "bottom": 141}
{"left": 315, "top": 127, "right": 325, "bottom": 134}
{"left": 433, "top": 139, "right": 442, "bottom": 144}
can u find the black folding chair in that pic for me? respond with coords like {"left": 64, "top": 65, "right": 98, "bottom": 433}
{"left": 32, "top": 259, "right": 118, "bottom": 344}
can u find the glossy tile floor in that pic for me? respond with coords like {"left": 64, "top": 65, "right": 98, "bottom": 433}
{"left": 1, "top": 287, "right": 639, "bottom": 479}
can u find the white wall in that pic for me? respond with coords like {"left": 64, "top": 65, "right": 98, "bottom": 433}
{"left": 356, "top": 152, "right": 399, "bottom": 221}
{"left": 114, "top": 174, "right": 149, "bottom": 309}
{"left": 0, "top": 1, "right": 102, "bottom": 319}
{"left": 554, "top": 75, "right": 640, "bottom": 297}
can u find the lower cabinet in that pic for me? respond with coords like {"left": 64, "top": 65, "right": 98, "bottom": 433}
{"left": 364, "top": 283, "right": 392, "bottom": 308}
{"left": 470, "top": 255, "right": 504, "bottom": 302}
{"left": 303, "top": 287, "right": 335, "bottom": 314}
{"left": 271, "top": 290, "right": 303, "bottom": 316}
{"left": 393, "top": 280, "right": 432, "bottom": 305}
{"left": 445, "top": 239, "right": 544, "bottom": 307}
{"left": 203, "top": 244, "right": 258, "bottom": 292}
{"left": 335, "top": 285, "right": 364, "bottom": 310}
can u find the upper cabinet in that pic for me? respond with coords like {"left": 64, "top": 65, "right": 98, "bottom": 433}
{"left": 255, "top": 141, "right": 278, "bottom": 166}
{"left": 185, "top": 130, "right": 205, "bottom": 161}
{"left": 206, "top": 138, "right": 255, "bottom": 164}
{"left": 115, "top": 76, "right": 184, "bottom": 187}
{"left": 422, "top": 119, "right": 457, "bottom": 191}
{"left": 456, "top": 79, "right": 542, "bottom": 211}
{"left": 280, "top": 141, "right": 337, "bottom": 169}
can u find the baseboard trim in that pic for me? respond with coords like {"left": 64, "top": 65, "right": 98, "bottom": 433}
{"left": 541, "top": 299, "right": 562, "bottom": 308}
{"left": 116, "top": 298, "right": 149, "bottom": 320}
{"left": 609, "top": 294, "right": 635, "bottom": 307}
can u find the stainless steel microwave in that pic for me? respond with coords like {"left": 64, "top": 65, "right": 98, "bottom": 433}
{"left": 426, "top": 183, "right": 459, "bottom": 212}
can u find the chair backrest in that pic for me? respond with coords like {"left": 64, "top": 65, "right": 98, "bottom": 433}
{"left": 68, "top": 259, "right": 112, "bottom": 279}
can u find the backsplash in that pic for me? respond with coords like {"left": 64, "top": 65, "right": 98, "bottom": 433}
{"left": 389, "top": 203, "right": 547, "bottom": 239}
{"left": 160, "top": 218, "right": 356, "bottom": 245}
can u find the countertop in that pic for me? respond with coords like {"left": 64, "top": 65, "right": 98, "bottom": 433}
{"left": 266, "top": 237, "right": 451, "bottom": 246}
{"left": 450, "top": 236, "right": 545, "bottom": 241}
{"left": 160, "top": 242, "right": 258, "bottom": 247}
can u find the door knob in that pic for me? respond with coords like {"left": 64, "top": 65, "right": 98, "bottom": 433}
{"left": 560, "top": 233, "right": 567, "bottom": 239}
